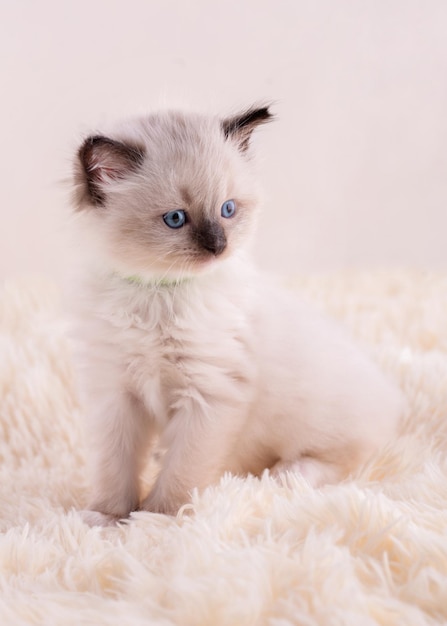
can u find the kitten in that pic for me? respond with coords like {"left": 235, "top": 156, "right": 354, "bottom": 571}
{"left": 70, "top": 105, "right": 405, "bottom": 526}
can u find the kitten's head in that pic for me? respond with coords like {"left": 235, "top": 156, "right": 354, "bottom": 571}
{"left": 73, "top": 105, "right": 273, "bottom": 281}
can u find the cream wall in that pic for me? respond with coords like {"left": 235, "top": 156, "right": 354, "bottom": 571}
{"left": 2, "top": 0, "right": 447, "bottom": 283}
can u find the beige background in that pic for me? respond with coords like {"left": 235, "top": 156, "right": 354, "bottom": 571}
{"left": 1, "top": 0, "right": 447, "bottom": 283}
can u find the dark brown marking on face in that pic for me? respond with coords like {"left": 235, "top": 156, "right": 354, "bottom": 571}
{"left": 192, "top": 219, "right": 227, "bottom": 256}
{"left": 180, "top": 186, "right": 193, "bottom": 207}
{"left": 78, "top": 135, "right": 145, "bottom": 206}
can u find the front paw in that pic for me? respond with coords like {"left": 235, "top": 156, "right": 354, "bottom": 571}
{"left": 79, "top": 509, "right": 122, "bottom": 527}
{"left": 140, "top": 490, "right": 184, "bottom": 516}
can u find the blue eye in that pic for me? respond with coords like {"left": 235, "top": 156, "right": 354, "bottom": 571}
{"left": 221, "top": 199, "right": 236, "bottom": 219}
{"left": 163, "top": 210, "right": 186, "bottom": 229}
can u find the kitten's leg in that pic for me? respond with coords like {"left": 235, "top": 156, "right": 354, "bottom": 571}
{"left": 81, "top": 392, "right": 153, "bottom": 526}
{"left": 140, "top": 396, "right": 246, "bottom": 515}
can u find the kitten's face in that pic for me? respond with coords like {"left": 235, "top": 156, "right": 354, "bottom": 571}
{"left": 74, "top": 107, "right": 272, "bottom": 280}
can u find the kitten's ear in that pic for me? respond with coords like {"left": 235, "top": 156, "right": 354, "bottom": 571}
{"left": 221, "top": 105, "right": 274, "bottom": 153}
{"left": 76, "top": 135, "right": 145, "bottom": 207}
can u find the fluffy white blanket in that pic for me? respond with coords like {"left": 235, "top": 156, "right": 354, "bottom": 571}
{"left": 1, "top": 272, "right": 446, "bottom": 625}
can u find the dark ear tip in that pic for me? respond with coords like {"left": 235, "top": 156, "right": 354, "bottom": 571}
{"left": 83, "top": 135, "right": 117, "bottom": 149}
{"left": 78, "top": 135, "right": 115, "bottom": 162}
{"left": 254, "top": 104, "right": 275, "bottom": 121}
{"left": 78, "top": 135, "right": 104, "bottom": 169}
{"left": 78, "top": 135, "right": 146, "bottom": 171}
{"left": 221, "top": 103, "right": 275, "bottom": 151}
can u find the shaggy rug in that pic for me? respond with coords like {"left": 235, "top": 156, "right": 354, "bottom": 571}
{"left": 0, "top": 272, "right": 446, "bottom": 625}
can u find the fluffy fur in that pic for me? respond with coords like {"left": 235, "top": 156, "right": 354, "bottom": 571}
{"left": 69, "top": 106, "right": 405, "bottom": 524}
{"left": 1, "top": 273, "right": 446, "bottom": 624}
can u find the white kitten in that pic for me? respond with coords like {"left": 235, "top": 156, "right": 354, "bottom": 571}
{"left": 69, "top": 106, "right": 404, "bottom": 525}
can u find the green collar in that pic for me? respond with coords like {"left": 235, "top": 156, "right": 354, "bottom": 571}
{"left": 119, "top": 274, "right": 190, "bottom": 288}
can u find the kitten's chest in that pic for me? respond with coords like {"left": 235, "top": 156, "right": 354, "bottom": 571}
{"left": 110, "top": 284, "right": 251, "bottom": 419}
{"left": 123, "top": 321, "right": 187, "bottom": 421}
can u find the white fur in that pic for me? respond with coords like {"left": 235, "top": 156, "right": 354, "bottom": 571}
{"left": 71, "top": 255, "right": 404, "bottom": 522}
{"left": 69, "top": 108, "right": 405, "bottom": 523}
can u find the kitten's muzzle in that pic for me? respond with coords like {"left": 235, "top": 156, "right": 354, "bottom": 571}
{"left": 193, "top": 220, "right": 227, "bottom": 256}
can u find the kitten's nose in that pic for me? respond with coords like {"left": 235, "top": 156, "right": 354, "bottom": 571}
{"left": 193, "top": 220, "right": 227, "bottom": 256}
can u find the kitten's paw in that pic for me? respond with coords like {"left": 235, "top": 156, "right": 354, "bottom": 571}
{"left": 270, "top": 457, "right": 343, "bottom": 488}
{"left": 79, "top": 509, "right": 122, "bottom": 527}
{"left": 140, "top": 493, "right": 178, "bottom": 516}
